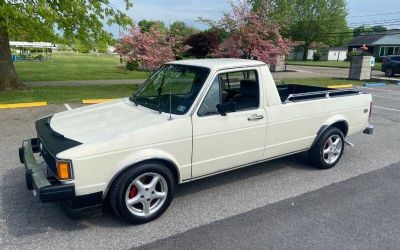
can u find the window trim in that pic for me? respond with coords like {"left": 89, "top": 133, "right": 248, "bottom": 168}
{"left": 195, "top": 67, "right": 262, "bottom": 118}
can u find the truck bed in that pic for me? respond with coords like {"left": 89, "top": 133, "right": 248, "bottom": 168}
{"left": 277, "top": 84, "right": 361, "bottom": 103}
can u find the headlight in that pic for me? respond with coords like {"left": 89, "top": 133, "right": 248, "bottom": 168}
{"left": 56, "top": 160, "right": 73, "bottom": 180}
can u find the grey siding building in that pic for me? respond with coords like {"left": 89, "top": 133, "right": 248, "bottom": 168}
{"left": 348, "top": 31, "right": 400, "bottom": 58}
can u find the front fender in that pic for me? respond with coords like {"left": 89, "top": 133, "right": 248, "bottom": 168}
{"left": 103, "top": 148, "right": 183, "bottom": 198}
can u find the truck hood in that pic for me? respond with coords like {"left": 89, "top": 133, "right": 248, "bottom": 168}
{"left": 50, "top": 98, "right": 167, "bottom": 144}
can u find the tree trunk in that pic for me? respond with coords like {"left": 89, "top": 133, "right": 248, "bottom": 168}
{"left": 0, "top": 21, "right": 25, "bottom": 90}
{"left": 302, "top": 45, "right": 309, "bottom": 61}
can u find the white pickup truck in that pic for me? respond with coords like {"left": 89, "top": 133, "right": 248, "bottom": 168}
{"left": 19, "top": 59, "right": 373, "bottom": 223}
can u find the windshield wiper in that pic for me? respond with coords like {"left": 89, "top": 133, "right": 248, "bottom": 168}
{"left": 129, "top": 94, "right": 138, "bottom": 106}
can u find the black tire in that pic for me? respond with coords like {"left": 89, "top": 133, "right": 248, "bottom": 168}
{"left": 309, "top": 127, "right": 345, "bottom": 169}
{"left": 385, "top": 67, "right": 394, "bottom": 77}
{"left": 109, "top": 161, "right": 175, "bottom": 224}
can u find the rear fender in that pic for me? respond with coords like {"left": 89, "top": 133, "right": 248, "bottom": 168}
{"left": 311, "top": 116, "right": 348, "bottom": 148}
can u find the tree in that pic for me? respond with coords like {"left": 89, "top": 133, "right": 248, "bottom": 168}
{"left": 184, "top": 32, "right": 218, "bottom": 58}
{"left": 0, "top": 0, "right": 132, "bottom": 90}
{"left": 205, "top": 1, "right": 292, "bottom": 65}
{"left": 138, "top": 20, "right": 168, "bottom": 34}
{"left": 169, "top": 21, "right": 199, "bottom": 37}
{"left": 353, "top": 25, "right": 387, "bottom": 37}
{"left": 250, "top": 0, "right": 349, "bottom": 60}
{"left": 116, "top": 24, "right": 175, "bottom": 72}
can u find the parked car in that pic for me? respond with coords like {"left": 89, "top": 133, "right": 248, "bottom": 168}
{"left": 382, "top": 55, "right": 400, "bottom": 77}
{"left": 19, "top": 59, "right": 373, "bottom": 224}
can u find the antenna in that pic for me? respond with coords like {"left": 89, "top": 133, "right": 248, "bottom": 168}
{"left": 168, "top": 88, "right": 173, "bottom": 121}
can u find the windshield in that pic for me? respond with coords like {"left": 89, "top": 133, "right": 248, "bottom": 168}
{"left": 130, "top": 64, "right": 210, "bottom": 115}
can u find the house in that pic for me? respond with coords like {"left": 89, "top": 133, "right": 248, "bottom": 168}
{"left": 348, "top": 31, "right": 400, "bottom": 58}
{"left": 320, "top": 47, "right": 347, "bottom": 61}
{"left": 289, "top": 42, "right": 328, "bottom": 61}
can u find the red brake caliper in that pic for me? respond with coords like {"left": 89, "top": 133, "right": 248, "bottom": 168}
{"left": 129, "top": 185, "right": 138, "bottom": 199}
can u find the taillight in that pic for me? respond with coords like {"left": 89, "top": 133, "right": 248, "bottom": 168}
{"left": 369, "top": 102, "right": 372, "bottom": 120}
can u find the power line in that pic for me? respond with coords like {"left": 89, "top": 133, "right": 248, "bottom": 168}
{"left": 349, "top": 18, "right": 400, "bottom": 26}
{"left": 348, "top": 11, "right": 400, "bottom": 18}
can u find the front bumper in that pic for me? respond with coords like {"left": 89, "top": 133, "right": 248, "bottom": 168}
{"left": 19, "top": 139, "right": 75, "bottom": 202}
{"left": 363, "top": 123, "right": 374, "bottom": 135}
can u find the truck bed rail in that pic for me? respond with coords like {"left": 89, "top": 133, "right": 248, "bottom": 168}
{"left": 283, "top": 88, "right": 361, "bottom": 104}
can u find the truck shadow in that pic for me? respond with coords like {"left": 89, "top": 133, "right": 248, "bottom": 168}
{"left": 1, "top": 153, "right": 315, "bottom": 237}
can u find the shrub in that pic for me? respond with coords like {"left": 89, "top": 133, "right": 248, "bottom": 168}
{"left": 345, "top": 50, "right": 360, "bottom": 61}
{"left": 126, "top": 60, "right": 140, "bottom": 71}
{"left": 313, "top": 51, "right": 321, "bottom": 61}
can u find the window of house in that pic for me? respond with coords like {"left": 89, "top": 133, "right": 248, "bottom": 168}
{"left": 388, "top": 47, "right": 395, "bottom": 56}
{"left": 198, "top": 70, "right": 260, "bottom": 116}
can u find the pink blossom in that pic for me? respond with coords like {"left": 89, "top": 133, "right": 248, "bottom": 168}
{"left": 215, "top": 1, "right": 293, "bottom": 65}
{"left": 116, "top": 25, "right": 175, "bottom": 72}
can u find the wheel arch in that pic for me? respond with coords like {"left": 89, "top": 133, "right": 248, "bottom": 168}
{"left": 311, "top": 119, "right": 348, "bottom": 148}
{"left": 103, "top": 157, "right": 181, "bottom": 200}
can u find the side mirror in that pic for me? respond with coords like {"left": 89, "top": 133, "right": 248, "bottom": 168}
{"left": 216, "top": 102, "right": 236, "bottom": 116}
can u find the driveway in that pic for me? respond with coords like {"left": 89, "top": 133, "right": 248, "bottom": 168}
{"left": 285, "top": 65, "right": 399, "bottom": 81}
{"left": 1, "top": 85, "right": 400, "bottom": 249}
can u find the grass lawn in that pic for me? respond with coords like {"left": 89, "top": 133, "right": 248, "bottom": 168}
{"left": 287, "top": 60, "right": 382, "bottom": 71}
{"left": 14, "top": 54, "right": 148, "bottom": 82}
{"left": 0, "top": 77, "right": 379, "bottom": 104}
{"left": 0, "top": 84, "right": 139, "bottom": 104}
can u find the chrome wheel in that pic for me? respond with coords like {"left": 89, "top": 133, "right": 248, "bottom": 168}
{"left": 385, "top": 68, "right": 393, "bottom": 77}
{"left": 322, "top": 135, "right": 342, "bottom": 164}
{"left": 125, "top": 172, "right": 168, "bottom": 217}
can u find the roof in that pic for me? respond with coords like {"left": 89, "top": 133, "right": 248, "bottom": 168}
{"left": 168, "top": 58, "right": 266, "bottom": 70}
{"left": 9, "top": 41, "right": 57, "bottom": 48}
{"left": 374, "top": 34, "right": 400, "bottom": 45}
{"left": 348, "top": 32, "right": 400, "bottom": 46}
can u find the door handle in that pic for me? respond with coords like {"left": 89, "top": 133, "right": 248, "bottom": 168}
{"left": 247, "top": 114, "right": 264, "bottom": 121}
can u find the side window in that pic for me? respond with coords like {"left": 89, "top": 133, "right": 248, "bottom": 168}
{"left": 198, "top": 76, "right": 221, "bottom": 116}
{"left": 198, "top": 70, "right": 260, "bottom": 117}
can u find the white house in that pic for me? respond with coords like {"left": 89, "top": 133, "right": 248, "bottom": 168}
{"left": 289, "top": 49, "right": 317, "bottom": 61}
{"left": 321, "top": 47, "right": 347, "bottom": 61}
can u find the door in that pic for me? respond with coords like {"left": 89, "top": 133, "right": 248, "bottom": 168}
{"left": 191, "top": 68, "right": 267, "bottom": 178}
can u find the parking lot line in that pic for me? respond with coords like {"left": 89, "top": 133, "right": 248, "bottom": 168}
{"left": 373, "top": 106, "right": 400, "bottom": 112}
{"left": 360, "top": 87, "right": 400, "bottom": 93}
{"left": 372, "top": 95, "right": 400, "bottom": 100}
{"left": 64, "top": 103, "right": 72, "bottom": 110}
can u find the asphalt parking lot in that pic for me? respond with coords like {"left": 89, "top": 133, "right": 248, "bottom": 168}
{"left": 1, "top": 85, "right": 400, "bottom": 249}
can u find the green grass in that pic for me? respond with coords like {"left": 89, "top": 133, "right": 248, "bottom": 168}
{"left": 287, "top": 60, "right": 382, "bottom": 71}
{"left": 0, "top": 84, "right": 138, "bottom": 104}
{"left": 0, "top": 77, "right": 388, "bottom": 104}
{"left": 14, "top": 54, "right": 148, "bottom": 82}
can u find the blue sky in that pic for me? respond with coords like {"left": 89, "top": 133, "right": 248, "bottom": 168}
{"left": 108, "top": 0, "right": 400, "bottom": 37}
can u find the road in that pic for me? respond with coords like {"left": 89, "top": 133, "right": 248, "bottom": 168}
{"left": 1, "top": 85, "right": 400, "bottom": 249}
{"left": 140, "top": 163, "right": 400, "bottom": 250}
{"left": 283, "top": 65, "right": 398, "bottom": 82}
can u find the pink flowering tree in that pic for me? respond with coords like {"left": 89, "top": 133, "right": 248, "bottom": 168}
{"left": 116, "top": 24, "right": 175, "bottom": 73}
{"left": 212, "top": 1, "right": 293, "bottom": 65}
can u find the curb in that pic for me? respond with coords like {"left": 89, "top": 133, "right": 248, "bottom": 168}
{"left": 364, "top": 82, "right": 386, "bottom": 87}
{"left": 81, "top": 99, "right": 113, "bottom": 104}
{"left": 328, "top": 84, "right": 353, "bottom": 89}
{"left": 0, "top": 101, "right": 47, "bottom": 109}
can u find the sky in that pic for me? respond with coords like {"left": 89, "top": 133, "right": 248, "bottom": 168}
{"left": 108, "top": 0, "right": 400, "bottom": 37}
